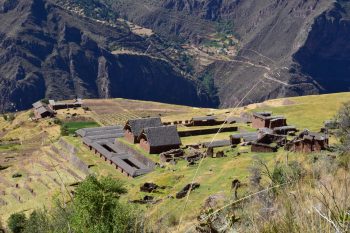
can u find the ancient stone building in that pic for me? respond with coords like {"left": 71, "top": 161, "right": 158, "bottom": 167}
{"left": 285, "top": 130, "right": 329, "bottom": 153}
{"left": 123, "top": 117, "right": 162, "bottom": 143}
{"left": 138, "top": 125, "right": 181, "bottom": 154}
{"left": 252, "top": 112, "right": 287, "bottom": 129}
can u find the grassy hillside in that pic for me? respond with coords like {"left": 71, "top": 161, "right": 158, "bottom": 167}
{"left": 0, "top": 92, "right": 349, "bottom": 229}
{"left": 246, "top": 92, "right": 350, "bottom": 131}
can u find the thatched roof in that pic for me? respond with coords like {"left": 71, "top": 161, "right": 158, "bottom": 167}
{"left": 231, "top": 132, "right": 259, "bottom": 142}
{"left": 32, "top": 101, "right": 43, "bottom": 109}
{"left": 76, "top": 126, "right": 123, "bottom": 137}
{"left": 202, "top": 140, "right": 230, "bottom": 148}
{"left": 141, "top": 126, "right": 181, "bottom": 147}
{"left": 125, "top": 117, "right": 162, "bottom": 137}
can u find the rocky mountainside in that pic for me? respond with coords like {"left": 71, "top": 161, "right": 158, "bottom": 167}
{"left": 105, "top": 0, "right": 350, "bottom": 107}
{"left": 0, "top": 0, "right": 214, "bottom": 112}
{"left": 1, "top": 0, "right": 350, "bottom": 111}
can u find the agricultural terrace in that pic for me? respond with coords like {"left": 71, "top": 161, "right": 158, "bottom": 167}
{"left": 1, "top": 92, "right": 349, "bottom": 227}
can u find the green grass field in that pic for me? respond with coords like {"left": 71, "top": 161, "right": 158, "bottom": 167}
{"left": 251, "top": 92, "right": 350, "bottom": 131}
{"left": 63, "top": 121, "right": 100, "bottom": 134}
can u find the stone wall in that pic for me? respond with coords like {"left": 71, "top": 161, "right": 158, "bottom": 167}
{"left": 114, "top": 140, "right": 155, "bottom": 168}
{"left": 178, "top": 126, "right": 238, "bottom": 137}
{"left": 57, "top": 138, "right": 90, "bottom": 175}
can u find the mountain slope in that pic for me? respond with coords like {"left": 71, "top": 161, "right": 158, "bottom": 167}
{"left": 0, "top": 0, "right": 214, "bottom": 112}
{"left": 104, "top": 0, "right": 350, "bottom": 107}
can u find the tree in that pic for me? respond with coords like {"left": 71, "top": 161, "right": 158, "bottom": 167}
{"left": 71, "top": 175, "right": 143, "bottom": 233}
{"left": 335, "top": 102, "right": 350, "bottom": 150}
{"left": 335, "top": 102, "right": 350, "bottom": 167}
{"left": 23, "top": 210, "right": 50, "bottom": 233}
{"left": 60, "top": 125, "right": 69, "bottom": 136}
{"left": 7, "top": 213, "right": 27, "bottom": 233}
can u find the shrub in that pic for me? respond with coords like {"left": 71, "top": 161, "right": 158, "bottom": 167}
{"left": 8, "top": 114, "right": 15, "bottom": 122}
{"left": 7, "top": 213, "right": 27, "bottom": 233}
{"left": 41, "top": 99, "right": 49, "bottom": 105}
{"left": 70, "top": 176, "right": 145, "bottom": 232}
{"left": 53, "top": 118, "right": 62, "bottom": 125}
{"left": 12, "top": 173, "right": 22, "bottom": 178}
{"left": 23, "top": 210, "right": 51, "bottom": 233}
{"left": 3, "top": 114, "right": 15, "bottom": 122}
{"left": 60, "top": 125, "right": 69, "bottom": 136}
{"left": 28, "top": 111, "right": 34, "bottom": 118}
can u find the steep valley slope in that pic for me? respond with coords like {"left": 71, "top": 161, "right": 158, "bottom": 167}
{"left": 1, "top": 0, "right": 350, "bottom": 112}
{"left": 0, "top": 0, "right": 214, "bottom": 112}
{"left": 104, "top": 0, "right": 350, "bottom": 107}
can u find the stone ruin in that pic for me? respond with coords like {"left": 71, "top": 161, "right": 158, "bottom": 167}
{"left": 176, "top": 183, "right": 200, "bottom": 199}
{"left": 215, "top": 151, "right": 226, "bottom": 158}
{"left": 130, "top": 195, "right": 161, "bottom": 204}
{"left": 159, "top": 148, "right": 204, "bottom": 166}
{"left": 185, "top": 148, "right": 205, "bottom": 163}
{"left": 140, "top": 182, "right": 165, "bottom": 193}
{"left": 159, "top": 149, "right": 185, "bottom": 163}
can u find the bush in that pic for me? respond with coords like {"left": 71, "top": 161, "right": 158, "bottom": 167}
{"left": 12, "top": 173, "right": 22, "bottom": 178}
{"left": 60, "top": 125, "right": 69, "bottom": 136}
{"left": 6, "top": 176, "right": 146, "bottom": 233}
{"left": 271, "top": 161, "right": 305, "bottom": 185}
{"left": 7, "top": 213, "right": 27, "bottom": 233}
{"left": 3, "top": 114, "right": 15, "bottom": 122}
{"left": 53, "top": 118, "right": 62, "bottom": 125}
{"left": 23, "top": 210, "right": 51, "bottom": 233}
{"left": 8, "top": 114, "right": 15, "bottom": 122}
{"left": 29, "top": 111, "right": 34, "bottom": 118}
{"left": 41, "top": 99, "right": 49, "bottom": 105}
{"left": 71, "top": 176, "right": 144, "bottom": 232}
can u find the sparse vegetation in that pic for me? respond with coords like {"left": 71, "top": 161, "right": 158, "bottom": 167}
{"left": 6, "top": 176, "right": 145, "bottom": 233}
{"left": 11, "top": 173, "right": 22, "bottom": 178}
{"left": 40, "top": 99, "right": 49, "bottom": 105}
{"left": 60, "top": 124, "right": 69, "bottom": 136}
{"left": 7, "top": 213, "right": 26, "bottom": 233}
{"left": 3, "top": 113, "right": 15, "bottom": 122}
{"left": 3, "top": 95, "right": 350, "bottom": 232}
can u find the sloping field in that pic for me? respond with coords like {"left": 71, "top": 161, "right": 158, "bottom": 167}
{"left": 1, "top": 92, "right": 349, "bottom": 227}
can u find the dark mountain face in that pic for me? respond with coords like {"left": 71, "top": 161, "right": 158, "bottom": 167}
{"left": 0, "top": 0, "right": 214, "bottom": 112}
{"left": 105, "top": 0, "right": 350, "bottom": 107}
{"left": 1, "top": 0, "right": 350, "bottom": 111}
{"left": 294, "top": 1, "right": 350, "bottom": 93}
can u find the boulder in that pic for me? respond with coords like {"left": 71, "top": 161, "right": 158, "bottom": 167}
{"left": 140, "top": 182, "right": 159, "bottom": 193}
{"left": 215, "top": 151, "right": 226, "bottom": 158}
{"left": 176, "top": 183, "right": 200, "bottom": 199}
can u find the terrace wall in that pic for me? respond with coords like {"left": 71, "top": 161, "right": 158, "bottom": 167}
{"left": 56, "top": 139, "right": 90, "bottom": 175}
{"left": 251, "top": 143, "right": 277, "bottom": 153}
{"left": 178, "top": 126, "right": 238, "bottom": 137}
{"left": 114, "top": 140, "right": 155, "bottom": 168}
